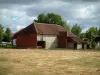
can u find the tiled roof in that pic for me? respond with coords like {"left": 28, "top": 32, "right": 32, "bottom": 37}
{"left": 57, "top": 25, "right": 66, "bottom": 32}
{"left": 67, "top": 31, "right": 76, "bottom": 38}
{"left": 12, "top": 22, "right": 86, "bottom": 44}
{"left": 67, "top": 32, "right": 86, "bottom": 43}
{"left": 35, "top": 23, "right": 59, "bottom": 35}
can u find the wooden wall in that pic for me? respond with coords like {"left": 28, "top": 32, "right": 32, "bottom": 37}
{"left": 16, "top": 34, "right": 37, "bottom": 48}
{"left": 58, "top": 32, "right": 67, "bottom": 48}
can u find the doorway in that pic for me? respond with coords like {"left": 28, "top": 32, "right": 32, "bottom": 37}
{"left": 82, "top": 43, "right": 84, "bottom": 49}
{"left": 74, "top": 43, "right": 77, "bottom": 49}
{"left": 37, "top": 41, "right": 45, "bottom": 48}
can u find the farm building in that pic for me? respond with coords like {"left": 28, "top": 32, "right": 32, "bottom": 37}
{"left": 12, "top": 23, "right": 87, "bottom": 49}
{"left": 67, "top": 31, "right": 87, "bottom": 49}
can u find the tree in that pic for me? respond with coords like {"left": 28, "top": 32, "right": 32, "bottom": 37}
{"left": 62, "top": 21, "right": 70, "bottom": 31}
{"left": 0, "top": 24, "right": 4, "bottom": 43}
{"left": 86, "top": 27, "right": 98, "bottom": 39}
{"left": 3, "top": 28, "right": 12, "bottom": 42}
{"left": 86, "top": 26, "right": 99, "bottom": 48}
{"left": 45, "top": 13, "right": 62, "bottom": 25}
{"left": 34, "top": 13, "right": 70, "bottom": 30}
{"left": 34, "top": 13, "right": 46, "bottom": 23}
{"left": 71, "top": 24, "right": 82, "bottom": 36}
{"left": 98, "top": 28, "right": 100, "bottom": 37}
{"left": 80, "top": 33, "right": 86, "bottom": 38}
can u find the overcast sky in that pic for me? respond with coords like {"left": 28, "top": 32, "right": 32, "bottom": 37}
{"left": 0, "top": 0, "right": 100, "bottom": 32}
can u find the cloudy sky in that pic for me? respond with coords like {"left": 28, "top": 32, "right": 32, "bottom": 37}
{"left": 0, "top": 0, "right": 100, "bottom": 32}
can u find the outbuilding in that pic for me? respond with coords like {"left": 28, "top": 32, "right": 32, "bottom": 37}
{"left": 12, "top": 23, "right": 86, "bottom": 49}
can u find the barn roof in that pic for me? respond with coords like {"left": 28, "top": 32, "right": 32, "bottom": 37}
{"left": 67, "top": 37, "right": 86, "bottom": 44}
{"left": 67, "top": 31, "right": 76, "bottom": 38}
{"left": 35, "top": 23, "right": 59, "bottom": 35}
{"left": 66, "top": 31, "right": 86, "bottom": 43}
{"left": 57, "top": 25, "right": 66, "bottom": 32}
{"left": 12, "top": 23, "right": 67, "bottom": 39}
{"left": 67, "top": 32, "right": 86, "bottom": 44}
{"left": 12, "top": 22, "right": 86, "bottom": 44}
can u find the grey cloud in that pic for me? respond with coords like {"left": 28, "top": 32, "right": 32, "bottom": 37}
{"left": 0, "top": 0, "right": 100, "bottom": 32}
{"left": 0, "top": 0, "right": 41, "bottom": 4}
{"left": 26, "top": 2, "right": 78, "bottom": 19}
{"left": 60, "top": 0, "right": 100, "bottom": 2}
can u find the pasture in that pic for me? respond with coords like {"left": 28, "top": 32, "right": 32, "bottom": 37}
{"left": 0, "top": 49, "right": 100, "bottom": 75}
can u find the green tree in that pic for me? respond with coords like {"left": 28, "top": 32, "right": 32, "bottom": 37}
{"left": 34, "top": 13, "right": 70, "bottom": 30}
{"left": 4, "top": 28, "right": 12, "bottom": 42}
{"left": 62, "top": 21, "right": 70, "bottom": 31}
{"left": 0, "top": 24, "right": 4, "bottom": 43}
{"left": 80, "top": 33, "right": 86, "bottom": 38}
{"left": 45, "top": 13, "right": 62, "bottom": 25}
{"left": 86, "top": 26, "right": 99, "bottom": 48}
{"left": 71, "top": 24, "right": 82, "bottom": 36}
{"left": 35, "top": 13, "right": 46, "bottom": 23}
{"left": 98, "top": 28, "right": 100, "bottom": 37}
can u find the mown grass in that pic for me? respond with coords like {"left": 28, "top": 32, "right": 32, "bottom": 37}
{"left": 71, "top": 56, "right": 100, "bottom": 67}
{"left": 0, "top": 49, "right": 100, "bottom": 75}
{"left": 0, "top": 57, "right": 8, "bottom": 62}
{"left": 0, "top": 56, "right": 12, "bottom": 75}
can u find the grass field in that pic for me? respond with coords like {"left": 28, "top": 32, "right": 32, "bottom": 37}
{"left": 0, "top": 49, "right": 100, "bottom": 75}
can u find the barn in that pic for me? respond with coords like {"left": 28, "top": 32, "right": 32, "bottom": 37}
{"left": 12, "top": 23, "right": 86, "bottom": 49}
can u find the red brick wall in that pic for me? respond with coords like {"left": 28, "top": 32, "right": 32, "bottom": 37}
{"left": 16, "top": 34, "right": 37, "bottom": 48}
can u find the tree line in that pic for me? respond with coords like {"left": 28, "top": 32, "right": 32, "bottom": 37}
{"left": 0, "top": 24, "right": 12, "bottom": 43}
{"left": 34, "top": 13, "right": 100, "bottom": 48}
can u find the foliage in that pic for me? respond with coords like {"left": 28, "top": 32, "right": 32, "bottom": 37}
{"left": 34, "top": 13, "right": 46, "bottom": 23}
{"left": 0, "top": 24, "right": 4, "bottom": 43}
{"left": 86, "top": 26, "right": 99, "bottom": 48}
{"left": 3, "top": 28, "right": 12, "bottom": 42}
{"left": 71, "top": 24, "right": 82, "bottom": 36}
{"left": 80, "top": 33, "right": 86, "bottom": 39}
{"left": 98, "top": 28, "right": 100, "bottom": 37}
{"left": 34, "top": 13, "right": 70, "bottom": 31}
{"left": 63, "top": 21, "right": 71, "bottom": 31}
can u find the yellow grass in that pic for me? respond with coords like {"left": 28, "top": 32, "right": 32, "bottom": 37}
{"left": 0, "top": 49, "right": 100, "bottom": 75}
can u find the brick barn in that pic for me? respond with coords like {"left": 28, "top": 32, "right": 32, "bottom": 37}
{"left": 12, "top": 23, "right": 86, "bottom": 49}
